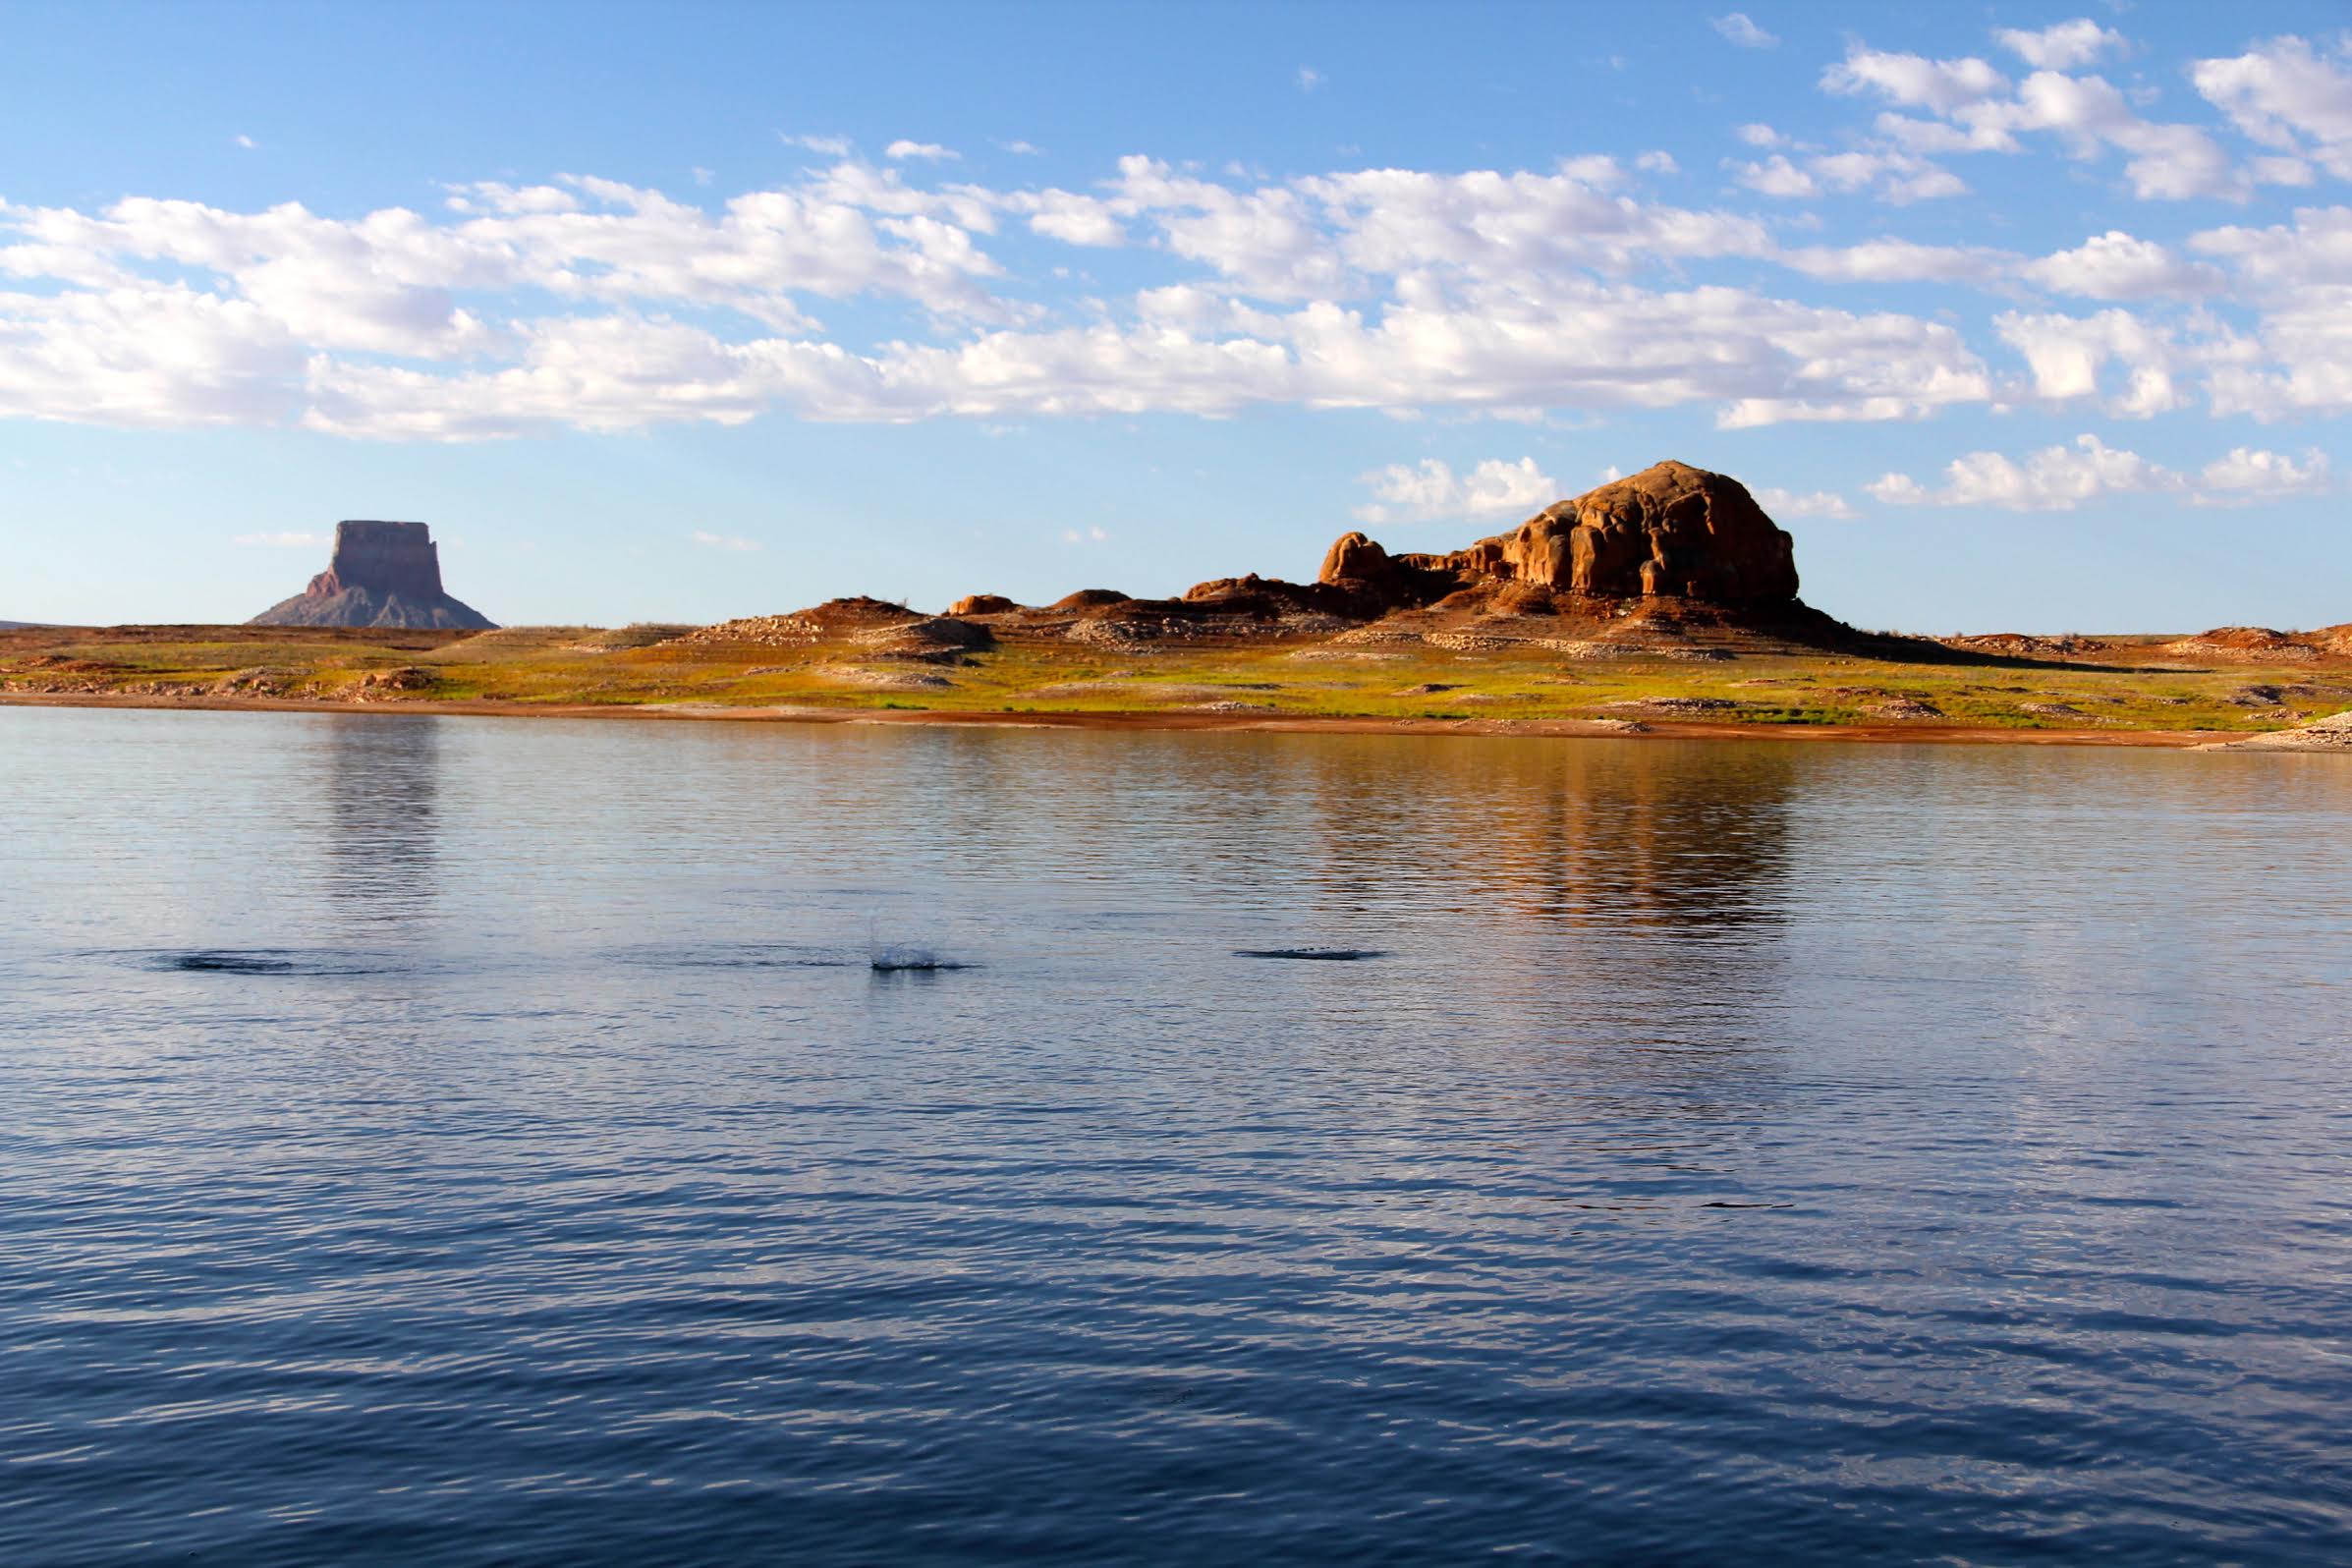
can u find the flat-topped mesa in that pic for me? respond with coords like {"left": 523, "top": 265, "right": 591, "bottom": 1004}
{"left": 1317, "top": 460, "right": 1801, "bottom": 611}
{"left": 250, "top": 521, "right": 495, "bottom": 630}
{"left": 319, "top": 521, "right": 445, "bottom": 599}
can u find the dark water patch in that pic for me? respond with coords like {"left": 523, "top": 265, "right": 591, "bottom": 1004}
{"left": 142, "top": 948, "right": 402, "bottom": 977}
{"left": 868, "top": 944, "right": 976, "bottom": 973}
{"left": 1234, "top": 947, "right": 1386, "bottom": 961}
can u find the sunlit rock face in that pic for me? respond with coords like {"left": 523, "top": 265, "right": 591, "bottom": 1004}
{"left": 1316, "top": 461, "right": 1802, "bottom": 611}
{"left": 250, "top": 522, "right": 495, "bottom": 630}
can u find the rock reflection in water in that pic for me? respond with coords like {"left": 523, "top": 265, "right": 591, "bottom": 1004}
{"left": 318, "top": 713, "right": 442, "bottom": 924}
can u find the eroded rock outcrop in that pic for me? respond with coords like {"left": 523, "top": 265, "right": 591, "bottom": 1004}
{"left": 666, "top": 598, "right": 993, "bottom": 662}
{"left": 947, "top": 594, "right": 1020, "bottom": 617}
{"left": 1315, "top": 461, "right": 1799, "bottom": 613}
{"left": 251, "top": 522, "right": 494, "bottom": 630}
{"left": 2160, "top": 626, "right": 2331, "bottom": 664}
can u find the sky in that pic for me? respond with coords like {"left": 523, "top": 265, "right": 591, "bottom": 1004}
{"left": 1, "top": 0, "right": 2348, "bottom": 633}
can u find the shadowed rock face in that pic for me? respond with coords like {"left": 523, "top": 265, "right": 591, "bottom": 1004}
{"left": 1318, "top": 461, "right": 1801, "bottom": 611}
{"left": 251, "top": 522, "right": 495, "bottom": 630}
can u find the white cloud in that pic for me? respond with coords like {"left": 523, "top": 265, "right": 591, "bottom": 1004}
{"left": 1712, "top": 13, "right": 1777, "bottom": 49}
{"left": 1780, "top": 239, "right": 2011, "bottom": 283}
{"left": 1826, "top": 33, "right": 2314, "bottom": 202}
{"left": 1060, "top": 526, "right": 1111, "bottom": 543}
{"left": 885, "top": 140, "right": 959, "bottom": 162}
{"left": 1296, "top": 66, "right": 1324, "bottom": 92}
{"left": 232, "top": 531, "right": 320, "bottom": 546}
{"left": 1812, "top": 148, "right": 1967, "bottom": 202}
{"left": 1823, "top": 46, "right": 2009, "bottom": 115}
{"left": 2195, "top": 446, "right": 2330, "bottom": 503}
{"left": 1995, "top": 308, "right": 2186, "bottom": 415}
{"left": 1868, "top": 434, "right": 2178, "bottom": 510}
{"left": 1869, "top": 435, "right": 2331, "bottom": 511}
{"left": 233, "top": 135, "right": 257, "bottom": 150}
{"left": 1995, "top": 20, "right": 2125, "bottom": 72}
{"left": 1735, "top": 123, "right": 1782, "bottom": 147}
{"left": 997, "top": 140, "right": 1043, "bottom": 156}
{"left": 2193, "top": 35, "right": 2352, "bottom": 182}
{"left": 1012, "top": 188, "right": 1127, "bottom": 247}
{"left": 2184, "top": 207, "right": 2352, "bottom": 419}
{"left": 2190, "top": 204, "right": 2352, "bottom": 292}
{"left": 691, "top": 530, "right": 759, "bottom": 551}
{"left": 1731, "top": 154, "right": 1818, "bottom": 198}
{"left": 0, "top": 154, "right": 2024, "bottom": 437}
{"left": 1752, "top": 486, "right": 1858, "bottom": 519}
{"left": 1733, "top": 147, "right": 1963, "bottom": 203}
{"left": 1354, "top": 457, "right": 1559, "bottom": 524}
{"left": 2022, "top": 232, "right": 2224, "bottom": 299}
{"left": 783, "top": 134, "right": 852, "bottom": 156}
{"left": 1635, "top": 150, "right": 1679, "bottom": 174}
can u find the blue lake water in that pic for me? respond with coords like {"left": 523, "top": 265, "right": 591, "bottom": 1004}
{"left": 3, "top": 705, "right": 2349, "bottom": 1565}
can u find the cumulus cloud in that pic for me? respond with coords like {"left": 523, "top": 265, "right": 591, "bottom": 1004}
{"left": 1868, "top": 434, "right": 2174, "bottom": 509}
{"left": 2194, "top": 445, "right": 2331, "bottom": 503}
{"left": 1823, "top": 45, "right": 2008, "bottom": 115}
{"left": 1995, "top": 20, "right": 2125, "bottom": 72}
{"left": 1827, "top": 31, "right": 2326, "bottom": 202}
{"left": 691, "top": 530, "right": 759, "bottom": 551}
{"left": 1712, "top": 14, "right": 1777, "bottom": 49}
{"left": 23, "top": 146, "right": 2316, "bottom": 440}
{"left": 1731, "top": 154, "right": 1819, "bottom": 199}
{"left": 1994, "top": 308, "right": 2187, "bottom": 416}
{"left": 2193, "top": 35, "right": 2352, "bottom": 182}
{"left": 1296, "top": 66, "right": 1324, "bottom": 92}
{"left": 884, "top": 140, "right": 959, "bottom": 162}
{"left": 2022, "top": 232, "right": 2225, "bottom": 299}
{"left": 1779, "top": 239, "right": 2011, "bottom": 283}
{"left": 1752, "top": 486, "right": 1859, "bottom": 520}
{"left": 1354, "top": 457, "right": 1558, "bottom": 524}
{"left": 1868, "top": 434, "right": 2329, "bottom": 510}
{"left": 783, "top": 134, "right": 852, "bottom": 156}
{"left": 1729, "top": 113, "right": 1966, "bottom": 203}
{"left": 2184, "top": 206, "right": 2352, "bottom": 418}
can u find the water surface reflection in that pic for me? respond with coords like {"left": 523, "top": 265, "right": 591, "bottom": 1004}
{"left": 2, "top": 709, "right": 2348, "bottom": 1567}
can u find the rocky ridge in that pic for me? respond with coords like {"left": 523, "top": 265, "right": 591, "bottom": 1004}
{"left": 882, "top": 461, "right": 1844, "bottom": 659}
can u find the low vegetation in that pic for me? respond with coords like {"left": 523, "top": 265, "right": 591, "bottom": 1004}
{"left": 6, "top": 617, "right": 2350, "bottom": 740}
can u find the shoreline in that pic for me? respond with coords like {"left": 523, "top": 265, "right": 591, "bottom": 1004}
{"left": 0, "top": 690, "right": 2232, "bottom": 749}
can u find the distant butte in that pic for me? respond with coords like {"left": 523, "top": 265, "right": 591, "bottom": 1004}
{"left": 251, "top": 521, "right": 495, "bottom": 631}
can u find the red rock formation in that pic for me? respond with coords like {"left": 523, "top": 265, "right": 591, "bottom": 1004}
{"left": 1317, "top": 461, "right": 1799, "bottom": 611}
{"left": 1050, "top": 589, "right": 1131, "bottom": 612}
{"left": 251, "top": 522, "right": 494, "bottom": 630}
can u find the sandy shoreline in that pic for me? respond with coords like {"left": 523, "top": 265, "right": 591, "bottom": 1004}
{"left": 0, "top": 689, "right": 2233, "bottom": 749}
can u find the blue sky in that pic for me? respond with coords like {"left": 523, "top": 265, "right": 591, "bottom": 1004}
{"left": 2, "top": 0, "right": 2347, "bottom": 632}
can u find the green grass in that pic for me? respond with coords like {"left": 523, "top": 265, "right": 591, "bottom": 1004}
{"left": 5, "top": 622, "right": 2348, "bottom": 738}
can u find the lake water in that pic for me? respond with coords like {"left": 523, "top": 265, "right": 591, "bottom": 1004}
{"left": 3, "top": 705, "right": 2349, "bottom": 1565}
